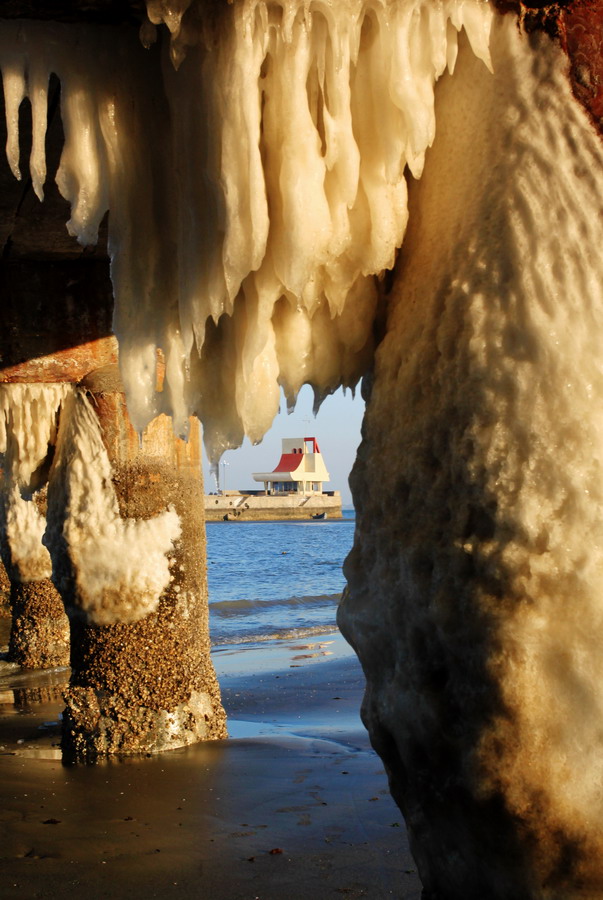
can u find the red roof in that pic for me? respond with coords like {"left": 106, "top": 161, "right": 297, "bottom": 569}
{"left": 272, "top": 453, "right": 303, "bottom": 473}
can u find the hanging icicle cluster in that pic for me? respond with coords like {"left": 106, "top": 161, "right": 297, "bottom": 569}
{"left": 0, "top": 0, "right": 493, "bottom": 460}
{"left": 0, "top": 384, "right": 181, "bottom": 622}
{"left": 0, "top": 385, "right": 68, "bottom": 582}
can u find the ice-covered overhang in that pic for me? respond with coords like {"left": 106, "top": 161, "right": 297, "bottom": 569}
{"left": 0, "top": 0, "right": 599, "bottom": 462}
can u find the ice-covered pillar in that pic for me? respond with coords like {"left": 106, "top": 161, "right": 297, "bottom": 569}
{"left": 0, "top": 386, "right": 71, "bottom": 669}
{"left": 340, "top": 15, "right": 603, "bottom": 900}
{"left": 45, "top": 367, "right": 227, "bottom": 759}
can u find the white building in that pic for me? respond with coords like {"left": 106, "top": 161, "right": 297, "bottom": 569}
{"left": 253, "top": 437, "right": 331, "bottom": 495}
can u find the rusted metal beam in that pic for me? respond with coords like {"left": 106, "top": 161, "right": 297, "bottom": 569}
{"left": 492, "top": 1, "right": 603, "bottom": 136}
{"left": 0, "top": 261, "right": 116, "bottom": 382}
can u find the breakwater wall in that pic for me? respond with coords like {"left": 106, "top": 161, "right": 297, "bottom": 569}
{"left": 204, "top": 491, "right": 342, "bottom": 521}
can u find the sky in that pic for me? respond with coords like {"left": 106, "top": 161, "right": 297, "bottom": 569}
{"left": 201, "top": 385, "right": 365, "bottom": 507}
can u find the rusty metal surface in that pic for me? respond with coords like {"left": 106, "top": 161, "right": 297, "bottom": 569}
{"left": 561, "top": 2, "right": 603, "bottom": 132}
{"left": 492, "top": 2, "right": 603, "bottom": 137}
{"left": 0, "top": 338, "right": 118, "bottom": 383}
{"left": 0, "top": 260, "right": 116, "bottom": 381}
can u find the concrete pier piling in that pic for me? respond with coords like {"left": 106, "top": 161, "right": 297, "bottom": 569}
{"left": 8, "top": 578, "right": 70, "bottom": 669}
{"left": 57, "top": 379, "right": 227, "bottom": 759}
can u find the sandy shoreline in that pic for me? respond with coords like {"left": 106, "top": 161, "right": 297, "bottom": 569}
{"left": 0, "top": 626, "right": 423, "bottom": 899}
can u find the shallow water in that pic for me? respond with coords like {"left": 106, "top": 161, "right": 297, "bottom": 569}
{"left": 206, "top": 512, "right": 355, "bottom": 646}
{"left": 0, "top": 512, "right": 357, "bottom": 754}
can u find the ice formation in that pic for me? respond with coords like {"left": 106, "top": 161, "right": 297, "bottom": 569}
{"left": 339, "top": 14, "right": 603, "bottom": 897}
{"left": 0, "top": 0, "right": 493, "bottom": 459}
{"left": 0, "top": 385, "right": 180, "bottom": 622}
{"left": 45, "top": 390, "right": 182, "bottom": 625}
{"left": 0, "top": 384, "right": 68, "bottom": 582}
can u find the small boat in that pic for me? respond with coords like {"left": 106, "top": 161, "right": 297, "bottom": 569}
{"left": 311, "top": 512, "right": 327, "bottom": 520}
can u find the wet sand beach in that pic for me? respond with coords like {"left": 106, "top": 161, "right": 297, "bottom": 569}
{"left": 0, "top": 625, "right": 422, "bottom": 899}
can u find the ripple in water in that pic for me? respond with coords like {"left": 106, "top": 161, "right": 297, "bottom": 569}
{"left": 206, "top": 515, "right": 355, "bottom": 645}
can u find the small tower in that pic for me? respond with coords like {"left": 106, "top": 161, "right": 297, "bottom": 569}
{"left": 253, "top": 437, "right": 331, "bottom": 495}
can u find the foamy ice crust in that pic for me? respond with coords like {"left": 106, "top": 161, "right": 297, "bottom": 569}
{"left": 0, "top": 0, "right": 493, "bottom": 463}
{"left": 0, "top": 385, "right": 180, "bottom": 624}
{"left": 0, "top": 385, "right": 68, "bottom": 583}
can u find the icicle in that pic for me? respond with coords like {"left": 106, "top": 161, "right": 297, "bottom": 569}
{"left": 0, "top": 384, "right": 70, "bottom": 488}
{"left": 2, "top": 63, "right": 26, "bottom": 181}
{"left": 454, "top": 0, "right": 493, "bottom": 73}
{"left": 146, "top": 0, "right": 193, "bottom": 35}
{"left": 220, "top": 3, "right": 270, "bottom": 299}
{"left": 28, "top": 61, "right": 49, "bottom": 201}
{"left": 0, "top": 0, "right": 495, "bottom": 461}
{"left": 55, "top": 72, "right": 110, "bottom": 246}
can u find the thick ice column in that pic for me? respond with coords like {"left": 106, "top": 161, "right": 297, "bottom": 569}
{"left": 46, "top": 368, "right": 227, "bottom": 759}
{"left": 340, "top": 18, "right": 603, "bottom": 900}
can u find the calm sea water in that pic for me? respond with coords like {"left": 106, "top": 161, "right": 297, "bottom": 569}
{"left": 206, "top": 512, "right": 356, "bottom": 646}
